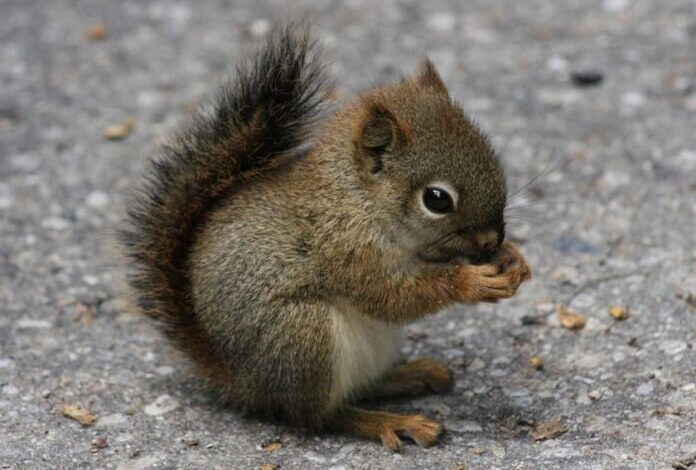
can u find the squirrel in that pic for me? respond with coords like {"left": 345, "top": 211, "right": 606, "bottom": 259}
{"left": 120, "top": 23, "right": 531, "bottom": 451}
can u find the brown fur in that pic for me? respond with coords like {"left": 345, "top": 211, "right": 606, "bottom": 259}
{"left": 332, "top": 407, "right": 444, "bottom": 451}
{"left": 120, "top": 23, "right": 531, "bottom": 448}
{"left": 369, "top": 357, "right": 455, "bottom": 398}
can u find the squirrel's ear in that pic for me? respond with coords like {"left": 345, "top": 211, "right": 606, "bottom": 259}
{"left": 416, "top": 57, "right": 448, "bottom": 96}
{"left": 354, "top": 98, "right": 410, "bottom": 173}
{"left": 354, "top": 100, "right": 410, "bottom": 173}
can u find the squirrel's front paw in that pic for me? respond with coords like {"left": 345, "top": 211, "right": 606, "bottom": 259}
{"left": 456, "top": 243, "right": 531, "bottom": 303}
{"left": 494, "top": 242, "right": 532, "bottom": 283}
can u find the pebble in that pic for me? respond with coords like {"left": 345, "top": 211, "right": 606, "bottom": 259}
{"left": 685, "top": 94, "right": 696, "bottom": 112}
{"left": 635, "top": 382, "right": 655, "bottom": 396}
{"left": 116, "top": 454, "right": 162, "bottom": 470}
{"left": 575, "top": 353, "right": 604, "bottom": 369}
{"left": 249, "top": 19, "right": 271, "bottom": 39}
{"left": 10, "top": 153, "right": 40, "bottom": 172}
{"left": 541, "top": 445, "right": 583, "bottom": 459}
{"left": 547, "top": 55, "right": 568, "bottom": 73}
{"left": 468, "top": 358, "right": 485, "bottom": 371}
{"left": 660, "top": 340, "right": 687, "bottom": 356}
{"left": 538, "top": 89, "right": 582, "bottom": 107}
{"left": 603, "top": 0, "right": 629, "bottom": 12}
{"left": 570, "top": 69, "right": 604, "bottom": 87}
{"left": 447, "top": 420, "right": 483, "bottom": 433}
{"left": 675, "top": 149, "right": 696, "bottom": 172}
{"left": 16, "top": 319, "right": 51, "bottom": 329}
{"left": 304, "top": 451, "right": 327, "bottom": 464}
{"left": 96, "top": 413, "right": 127, "bottom": 427}
{"left": 155, "top": 365, "right": 175, "bottom": 376}
{"left": 86, "top": 191, "right": 110, "bottom": 209}
{"left": 490, "top": 442, "right": 506, "bottom": 460}
{"left": 621, "top": 92, "right": 646, "bottom": 108}
{"left": 426, "top": 13, "right": 456, "bottom": 32}
{"left": 41, "top": 217, "right": 69, "bottom": 231}
{"left": 143, "top": 394, "right": 179, "bottom": 416}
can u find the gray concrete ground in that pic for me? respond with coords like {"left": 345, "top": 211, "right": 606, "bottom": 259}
{"left": 1, "top": 0, "right": 695, "bottom": 469}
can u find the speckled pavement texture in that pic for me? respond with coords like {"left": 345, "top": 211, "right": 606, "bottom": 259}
{"left": 1, "top": 0, "right": 695, "bottom": 469}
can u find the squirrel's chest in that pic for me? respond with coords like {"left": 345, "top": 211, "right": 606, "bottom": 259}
{"left": 328, "top": 303, "right": 402, "bottom": 408}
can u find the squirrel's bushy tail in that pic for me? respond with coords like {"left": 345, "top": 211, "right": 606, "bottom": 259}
{"left": 120, "top": 24, "right": 328, "bottom": 380}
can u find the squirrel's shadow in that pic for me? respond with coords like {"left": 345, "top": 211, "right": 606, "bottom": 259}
{"left": 149, "top": 361, "right": 529, "bottom": 447}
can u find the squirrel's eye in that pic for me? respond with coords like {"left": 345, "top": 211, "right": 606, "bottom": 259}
{"left": 422, "top": 187, "right": 455, "bottom": 215}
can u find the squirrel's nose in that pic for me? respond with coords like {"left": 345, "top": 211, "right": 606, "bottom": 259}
{"left": 474, "top": 230, "right": 500, "bottom": 253}
{"left": 469, "top": 229, "right": 501, "bottom": 264}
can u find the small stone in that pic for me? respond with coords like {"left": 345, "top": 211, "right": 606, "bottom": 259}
{"left": 90, "top": 437, "right": 108, "bottom": 452}
{"left": 609, "top": 306, "right": 629, "bottom": 320}
{"left": 447, "top": 419, "right": 483, "bottom": 433}
{"left": 83, "top": 275, "right": 99, "bottom": 287}
{"left": 575, "top": 353, "right": 603, "bottom": 369}
{"left": 588, "top": 389, "right": 602, "bottom": 400}
{"left": 259, "top": 465, "right": 279, "bottom": 470}
{"left": 426, "top": 13, "right": 456, "bottom": 32}
{"left": 621, "top": 92, "right": 645, "bottom": 108}
{"left": 144, "top": 394, "right": 179, "bottom": 416}
{"left": 558, "top": 306, "right": 586, "bottom": 330}
{"left": 96, "top": 413, "right": 127, "bottom": 427}
{"left": 547, "top": 55, "right": 568, "bottom": 73}
{"left": 58, "top": 404, "right": 96, "bottom": 426}
{"left": 521, "top": 314, "right": 548, "bottom": 326}
{"left": 661, "top": 341, "right": 687, "bottom": 356}
{"left": 636, "top": 382, "right": 655, "bottom": 396}
{"left": 155, "top": 365, "right": 175, "bottom": 376}
{"left": 467, "top": 358, "right": 485, "bottom": 371}
{"left": 570, "top": 69, "right": 604, "bottom": 87}
{"left": 183, "top": 438, "right": 199, "bottom": 447}
{"left": 17, "top": 318, "right": 51, "bottom": 329}
{"left": 685, "top": 95, "right": 696, "bottom": 112}
{"left": 532, "top": 417, "right": 568, "bottom": 441}
{"left": 86, "top": 191, "right": 110, "bottom": 209}
{"left": 529, "top": 356, "right": 544, "bottom": 370}
{"left": 673, "top": 455, "right": 696, "bottom": 470}
{"left": 73, "top": 301, "right": 94, "bottom": 325}
{"left": 490, "top": 442, "right": 506, "bottom": 460}
{"left": 304, "top": 451, "right": 326, "bottom": 463}
{"left": 116, "top": 454, "right": 162, "bottom": 470}
{"left": 262, "top": 441, "right": 283, "bottom": 452}
{"left": 87, "top": 23, "right": 107, "bottom": 40}
{"left": 248, "top": 19, "right": 271, "bottom": 39}
{"left": 103, "top": 117, "right": 135, "bottom": 140}
{"left": 603, "top": 0, "right": 629, "bottom": 12}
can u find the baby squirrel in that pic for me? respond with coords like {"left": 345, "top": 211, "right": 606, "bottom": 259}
{"left": 121, "top": 23, "right": 531, "bottom": 450}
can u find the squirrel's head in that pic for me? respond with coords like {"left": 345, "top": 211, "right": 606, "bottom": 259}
{"left": 349, "top": 59, "right": 507, "bottom": 264}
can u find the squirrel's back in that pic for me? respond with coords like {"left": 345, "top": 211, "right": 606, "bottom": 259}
{"left": 119, "top": 24, "right": 330, "bottom": 387}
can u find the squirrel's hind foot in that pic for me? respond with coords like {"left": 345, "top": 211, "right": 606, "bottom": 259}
{"left": 333, "top": 407, "right": 444, "bottom": 451}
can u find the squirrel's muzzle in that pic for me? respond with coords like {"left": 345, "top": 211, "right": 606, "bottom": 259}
{"left": 420, "top": 228, "right": 503, "bottom": 264}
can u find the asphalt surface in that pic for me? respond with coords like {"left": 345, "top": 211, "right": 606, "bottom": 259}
{"left": 1, "top": 0, "right": 695, "bottom": 469}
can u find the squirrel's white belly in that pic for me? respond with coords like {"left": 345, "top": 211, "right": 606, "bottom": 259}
{"left": 328, "top": 302, "right": 402, "bottom": 409}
